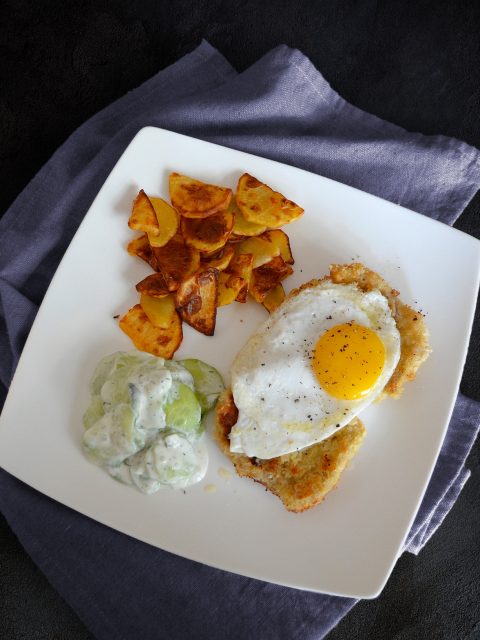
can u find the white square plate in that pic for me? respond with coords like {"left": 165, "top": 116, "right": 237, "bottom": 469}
{"left": 1, "top": 127, "right": 479, "bottom": 598}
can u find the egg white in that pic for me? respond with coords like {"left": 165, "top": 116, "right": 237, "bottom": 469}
{"left": 229, "top": 281, "right": 400, "bottom": 459}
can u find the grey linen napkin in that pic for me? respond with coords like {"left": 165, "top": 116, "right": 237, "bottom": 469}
{"left": 1, "top": 41, "right": 479, "bottom": 640}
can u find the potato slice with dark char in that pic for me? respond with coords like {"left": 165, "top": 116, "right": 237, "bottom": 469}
{"left": 169, "top": 173, "right": 232, "bottom": 219}
{"left": 135, "top": 272, "right": 169, "bottom": 298}
{"left": 119, "top": 303, "right": 182, "bottom": 359}
{"left": 250, "top": 255, "right": 294, "bottom": 303}
{"left": 200, "top": 243, "right": 235, "bottom": 271}
{"left": 236, "top": 173, "right": 303, "bottom": 227}
{"left": 217, "top": 273, "right": 248, "bottom": 307}
{"left": 226, "top": 253, "right": 253, "bottom": 303}
{"left": 152, "top": 235, "right": 200, "bottom": 291}
{"left": 181, "top": 208, "right": 234, "bottom": 252}
{"left": 127, "top": 234, "right": 158, "bottom": 271}
{"left": 175, "top": 268, "right": 218, "bottom": 336}
{"left": 262, "top": 283, "right": 286, "bottom": 313}
{"left": 128, "top": 190, "right": 160, "bottom": 236}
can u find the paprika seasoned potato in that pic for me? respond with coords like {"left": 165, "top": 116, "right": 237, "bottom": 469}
{"left": 152, "top": 235, "right": 200, "bottom": 291}
{"left": 169, "top": 173, "right": 232, "bottom": 219}
{"left": 263, "top": 229, "right": 294, "bottom": 265}
{"left": 230, "top": 200, "right": 266, "bottom": 237}
{"left": 236, "top": 173, "right": 303, "bottom": 227}
{"left": 250, "top": 255, "right": 294, "bottom": 303}
{"left": 140, "top": 293, "right": 177, "bottom": 329}
{"left": 147, "top": 197, "right": 179, "bottom": 248}
{"left": 175, "top": 268, "right": 218, "bottom": 336}
{"left": 217, "top": 273, "right": 248, "bottom": 307}
{"left": 119, "top": 303, "right": 182, "bottom": 359}
{"left": 262, "top": 283, "right": 286, "bottom": 313}
{"left": 135, "top": 273, "right": 169, "bottom": 298}
{"left": 235, "top": 235, "right": 280, "bottom": 269}
{"left": 122, "top": 171, "right": 301, "bottom": 353}
{"left": 225, "top": 253, "right": 253, "bottom": 303}
{"left": 128, "top": 190, "right": 160, "bottom": 236}
{"left": 181, "top": 208, "right": 234, "bottom": 252}
{"left": 127, "top": 234, "right": 158, "bottom": 271}
{"left": 200, "top": 243, "right": 235, "bottom": 271}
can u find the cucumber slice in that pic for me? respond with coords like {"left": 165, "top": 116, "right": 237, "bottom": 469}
{"left": 163, "top": 360, "right": 195, "bottom": 391}
{"left": 83, "top": 394, "right": 105, "bottom": 429}
{"left": 164, "top": 383, "right": 201, "bottom": 434}
{"left": 90, "top": 353, "right": 118, "bottom": 395}
{"left": 83, "top": 403, "right": 142, "bottom": 466}
{"left": 127, "top": 432, "right": 207, "bottom": 492}
{"left": 178, "top": 359, "right": 225, "bottom": 412}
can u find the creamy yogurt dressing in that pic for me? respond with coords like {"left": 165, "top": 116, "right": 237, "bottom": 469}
{"left": 83, "top": 352, "right": 222, "bottom": 494}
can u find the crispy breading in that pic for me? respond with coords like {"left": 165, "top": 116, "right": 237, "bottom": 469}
{"left": 214, "top": 389, "right": 366, "bottom": 513}
{"left": 328, "top": 263, "right": 431, "bottom": 397}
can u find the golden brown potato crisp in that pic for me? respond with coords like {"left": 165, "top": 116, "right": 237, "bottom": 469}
{"left": 169, "top": 173, "right": 232, "bottom": 219}
{"left": 128, "top": 190, "right": 160, "bottom": 236}
{"left": 250, "top": 255, "right": 294, "bottom": 303}
{"left": 119, "top": 303, "right": 182, "bottom": 359}
{"left": 236, "top": 173, "right": 304, "bottom": 227}
{"left": 181, "top": 208, "right": 234, "bottom": 252}
{"left": 135, "top": 272, "right": 169, "bottom": 298}
{"left": 175, "top": 268, "right": 219, "bottom": 336}
{"left": 152, "top": 235, "right": 200, "bottom": 291}
{"left": 122, "top": 172, "right": 300, "bottom": 354}
{"left": 200, "top": 243, "right": 235, "bottom": 271}
{"left": 262, "top": 283, "right": 286, "bottom": 313}
{"left": 127, "top": 234, "right": 158, "bottom": 271}
{"left": 226, "top": 253, "right": 254, "bottom": 302}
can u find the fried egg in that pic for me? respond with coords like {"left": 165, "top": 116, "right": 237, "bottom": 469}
{"left": 229, "top": 281, "right": 401, "bottom": 459}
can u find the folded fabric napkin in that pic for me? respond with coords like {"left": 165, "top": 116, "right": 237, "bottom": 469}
{"left": 1, "top": 41, "right": 479, "bottom": 640}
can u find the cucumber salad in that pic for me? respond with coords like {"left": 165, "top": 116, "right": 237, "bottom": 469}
{"left": 82, "top": 351, "right": 224, "bottom": 493}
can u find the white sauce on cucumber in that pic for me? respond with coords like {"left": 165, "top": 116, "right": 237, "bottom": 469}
{"left": 82, "top": 351, "right": 223, "bottom": 494}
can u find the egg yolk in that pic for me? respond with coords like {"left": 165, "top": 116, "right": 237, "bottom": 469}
{"left": 312, "top": 322, "right": 385, "bottom": 400}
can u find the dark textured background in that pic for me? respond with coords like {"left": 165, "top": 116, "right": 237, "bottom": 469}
{"left": 1, "top": 1, "right": 479, "bottom": 638}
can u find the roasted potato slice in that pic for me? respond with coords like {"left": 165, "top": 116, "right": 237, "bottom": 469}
{"left": 169, "top": 173, "right": 232, "bottom": 219}
{"left": 200, "top": 243, "right": 235, "bottom": 271}
{"left": 136, "top": 272, "right": 169, "bottom": 298}
{"left": 262, "top": 283, "right": 286, "bottom": 313}
{"left": 228, "top": 233, "right": 247, "bottom": 243}
{"left": 152, "top": 235, "right": 200, "bottom": 291}
{"left": 226, "top": 253, "right": 253, "bottom": 303}
{"left": 140, "top": 293, "right": 176, "bottom": 328}
{"left": 250, "top": 256, "right": 294, "bottom": 303}
{"left": 181, "top": 208, "right": 234, "bottom": 252}
{"left": 235, "top": 235, "right": 280, "bottom": 269}
{"left": 175, "top": 268, "right": 218, "bottom": 336}
{"left": 127, "top": 234, "right": 158, "bottom": 271}
{"left": 128, "top": 190, "right": 160, "bottom": 236}
{"left": 147, "top": 197, "right": 179, "bottom": 248}
{"left": 263, "top": 229, "right": 294, "bottom": 264}
{"left": 217, "top": 273, "right": 247, "bottom": 307}
{"left": 236, "top": 173, "right": 304, "bottom": 227}
{"left": 119, "top": 304, "right": 182, "bottom": 359}
{"left": 230, "top": 200, "right": 266, "bottom": 237}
